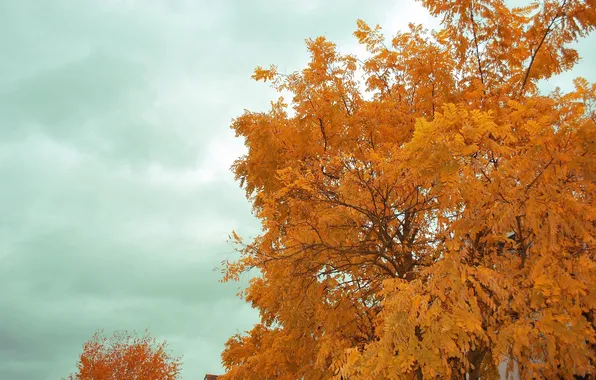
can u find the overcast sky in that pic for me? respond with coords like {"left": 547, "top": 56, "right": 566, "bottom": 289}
{"left": 0, "top": 1, "right": 594, "bottom": 379}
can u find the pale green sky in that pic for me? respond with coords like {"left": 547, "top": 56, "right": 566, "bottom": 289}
{"left": 0, "top": 1, "right": 594, "bottom": 379}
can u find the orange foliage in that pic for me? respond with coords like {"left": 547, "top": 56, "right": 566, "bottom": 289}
{"left": 221, "top": 0, "right": 596, "bottom": 378}
{"left": 66, "top": 330, "right": 181, "bottom": 380}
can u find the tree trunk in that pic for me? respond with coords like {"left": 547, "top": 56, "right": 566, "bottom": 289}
{"left": 467, "top": 349, "right": 486, "bottom": 380}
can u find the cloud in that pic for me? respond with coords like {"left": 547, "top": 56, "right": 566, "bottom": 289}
{"left": 0, "top": 130, "right": 258, "bottom": 378}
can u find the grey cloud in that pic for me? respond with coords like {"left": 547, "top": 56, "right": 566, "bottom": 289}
{"left": 0, "top": 52, "right": 146, "bottom": 128}
{"left": 0, "top": 136, "right": 257, "bottom": 378}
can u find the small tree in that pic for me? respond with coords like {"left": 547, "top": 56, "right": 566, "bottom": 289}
{"left": 66, "top": 329, "right": 181, "bottom": 380}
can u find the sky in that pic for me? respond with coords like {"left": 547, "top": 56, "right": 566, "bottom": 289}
{"left": 0, "top": 1, "right": 594, "bottom": 379}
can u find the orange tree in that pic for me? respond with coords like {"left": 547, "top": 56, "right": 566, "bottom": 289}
{"left": 66, "top": 329, "right": 181, "bottom": 380}
{"left": 221, "top": 0, "right": 596, "bottom": 378}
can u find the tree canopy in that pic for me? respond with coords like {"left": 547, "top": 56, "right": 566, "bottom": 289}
{"left": 221, "top": 0, "right": 596, "bottom": 378}
{"left": 66, "top": 329, "right": 181, "bottom": 380}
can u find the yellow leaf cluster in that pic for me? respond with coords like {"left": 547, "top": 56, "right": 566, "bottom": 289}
{"left": 220, "top": 0, "right": 596, "bottom": 378}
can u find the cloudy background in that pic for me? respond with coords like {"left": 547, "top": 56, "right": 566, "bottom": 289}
{"left": 0, "top": 1, "right": 594, "bottom": 379}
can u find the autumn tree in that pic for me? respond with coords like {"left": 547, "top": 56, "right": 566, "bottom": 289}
{"left": 66, "top": 329, "right": 181, "bottom": 380}
{"left": 221, "top": 0, "right": 596, "bottom": 379}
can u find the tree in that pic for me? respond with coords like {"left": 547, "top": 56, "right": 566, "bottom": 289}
{"left": 66, "top": 329, "right": 181, "bottom": 380}
{"left": 221, "top": 0, "right": 596, "bottom": 378}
